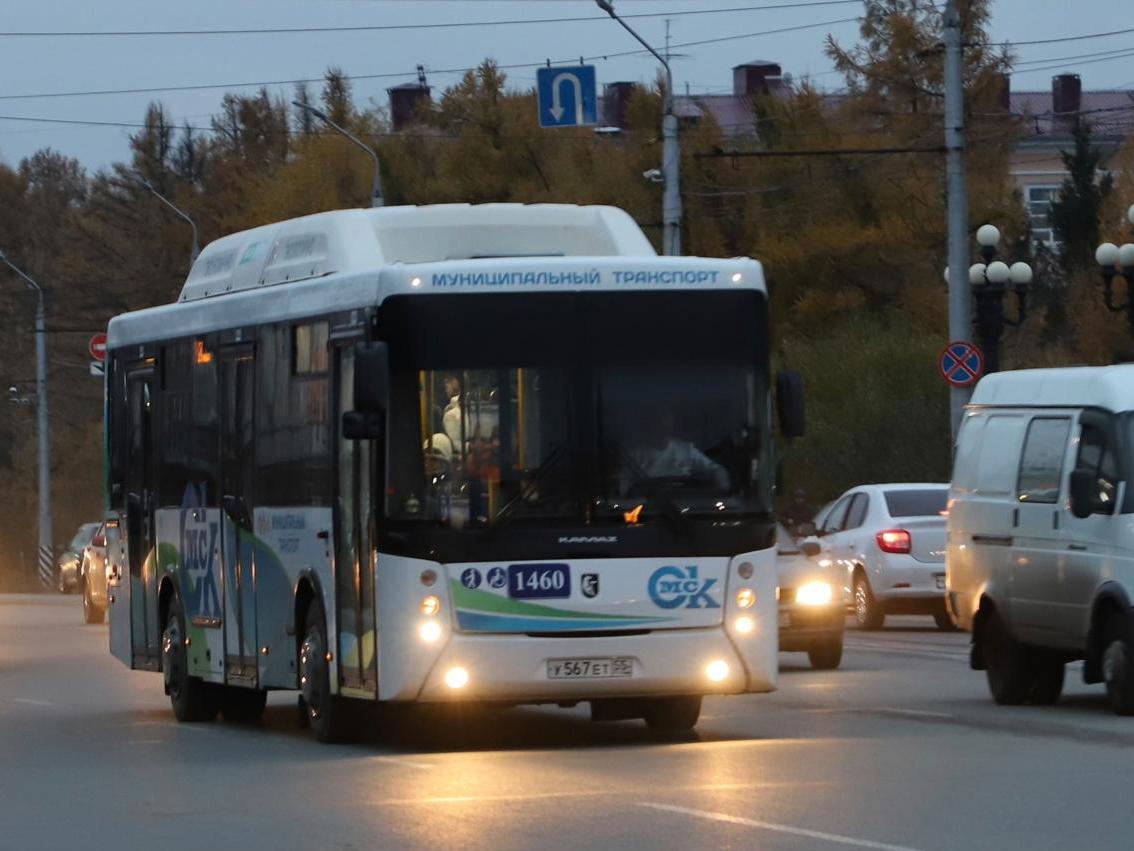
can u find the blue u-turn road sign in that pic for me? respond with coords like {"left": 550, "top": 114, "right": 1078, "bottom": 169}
{"left": 537, "top": 65, "right": 598, "bottom": 128}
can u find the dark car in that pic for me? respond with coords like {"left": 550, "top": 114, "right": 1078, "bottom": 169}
{"left": 56, "top": 522, "right": 100, "bottom": 594}
{"left": 79, "top": 523, "right": 109, "bottom": 624}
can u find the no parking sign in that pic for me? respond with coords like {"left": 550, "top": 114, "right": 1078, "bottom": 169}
{"left": 939, "top": 340, "right": 984, "bottom": 388}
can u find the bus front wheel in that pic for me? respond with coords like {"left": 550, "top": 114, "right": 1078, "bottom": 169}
{"left": 162, "top": 596, "right": 217, "bottom": 722}
{"left": 300, "top": 599, "right": 351, "bottom": 743}
{"left": 644, "top": 696, "right": 702, "bottom": 733}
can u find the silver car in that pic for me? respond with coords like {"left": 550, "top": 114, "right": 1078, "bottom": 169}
{"left": 777, "top": 524, "right": 845, "bottom": 669}
{"left": 79, "top": 523, "right": 109, "bottom": 624}
{"left": 56, "top": 523, "right": 100, "bottom": 594}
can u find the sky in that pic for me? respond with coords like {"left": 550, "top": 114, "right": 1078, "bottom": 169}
{"left": 2, "top": 0, "right": 1133, "bottom": 172}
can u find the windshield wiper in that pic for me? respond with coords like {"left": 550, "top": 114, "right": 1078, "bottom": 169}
{"left": 485, "top": 445, "right": 569, "bottom": 535}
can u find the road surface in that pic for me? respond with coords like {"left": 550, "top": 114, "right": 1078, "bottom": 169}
{"left": 1, "top": 596, "right": 1129, "bottom": 850}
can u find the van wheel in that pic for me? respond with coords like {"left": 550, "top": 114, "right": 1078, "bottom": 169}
{"left": 299, "top": 599, "right": 352, "bottom": 742}
{"left": 1102, "top": 613, "right": 1134, "bottom": 716}
{"left": 983, "top": 610, "right": 1032, "bottom": 705}
{"left": 853, "top": 574, "right": 884, "bottom": 630}
{"left": 644, "top": 696, "right": 702, "bottom": 733}
{"left": 1028, "top": 650, "right": 1065, "bottom": 706}
{"left": 162, "top": 596, "right": 218, "bottom": 722}
{"left": 220, "top": 686, "right": 268, "bottom": 723}
{"left": 808, "top": 636, "right": 843, "bottom": 670}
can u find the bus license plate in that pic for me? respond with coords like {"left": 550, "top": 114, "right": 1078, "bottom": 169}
{"left": 547, "top": 657, "right": 633, "bottom": 680}
{"left": 509, "top": 563, "right": 570, "bottom": 599}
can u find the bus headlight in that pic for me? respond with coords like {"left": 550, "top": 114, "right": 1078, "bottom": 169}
{"left": 418, "top": 620, "right": 442, "bottom": 643}
{"left": 445, "top": 666, "right": 469, "bottom": 689}
{"left": 735, "top": 588, "right": 755, "bottom": 609}
{"left": 420, "top": 595, "right": 441, "bottom": 616}
{"left": 705, "top": 659, "right": 730, "bottom": 682}
{"left": 795, "top": 581, "right": 834, "bottom": 606}
{"left": 733, "top": 615, "right": 755, "bottom": 635}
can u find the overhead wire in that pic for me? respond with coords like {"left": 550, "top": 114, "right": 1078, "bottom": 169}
{"left": 0, "top": 1, "right": 863, "bottom": 37}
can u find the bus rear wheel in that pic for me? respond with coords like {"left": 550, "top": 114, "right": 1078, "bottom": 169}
{"left": 300, "top": 599, "right": 351, "bottom": 743}
{"left": 644, "top": 696, "right": 702, "bottom": 734}
{"left": 162, "top": 596, "right": 217, "bottom": 722}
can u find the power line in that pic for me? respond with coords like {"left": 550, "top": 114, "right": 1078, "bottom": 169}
{"left": 1013, "top": 45, "right": 1134, "bottom": 69}
{"left": 0, "top": 17, "right": 858, "bottom": 103}
{"left": 0, "top": 1, "right": 862, "bottom": 37}
{"left": 1010, "top": 26, "right": 1134, "bottom": 47}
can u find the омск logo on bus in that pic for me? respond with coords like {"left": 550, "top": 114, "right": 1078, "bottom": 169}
{"left": 647, "top": 565, "right": 720, "bottom": 609}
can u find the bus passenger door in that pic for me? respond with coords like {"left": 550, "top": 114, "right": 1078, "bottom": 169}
{"left": 125, "top": 366, "right": 160, "bottom": 668}
{"left": 220, "top": 347, "right": 258, "bottom": 685}
{"left": 335, "top": 344, "right": 378, "bottom": 694}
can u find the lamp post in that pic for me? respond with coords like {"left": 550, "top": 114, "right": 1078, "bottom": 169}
{"left": 595, "top": 0, "right": 681, "bottom": 255}
{"left": 1093, "top": 204, "right": 1134, "bottom": 336}
{"left": 140, "top": 178, "right": 200, "bottom": 266}
{"left": 0, "top": 250, "right": 53, "bottom": 589}
{"left": 292, "top": 101, "right": 384, "bottom": 209}
{"left": 947, "top": 225, "right": 1033, "bottom": 374}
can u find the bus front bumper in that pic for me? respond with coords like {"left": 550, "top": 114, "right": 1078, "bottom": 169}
{"left": 405, "top": 627, "right": 774, "bottom": 703}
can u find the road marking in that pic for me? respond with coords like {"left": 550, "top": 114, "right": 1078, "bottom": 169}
{"left": 370, "top": 756, "right": 436, "bottom": 770}
{"left": 377, "top": 782, "right": 830, "bottom": 807}
{"left": 873, "top": 707, "right": 955, "bottom": 720}
{"left": 639, "top": 803, "right": 925, "bottom": 851}
{"left": 12, "top": 698, "right": 54, "bottom": 707}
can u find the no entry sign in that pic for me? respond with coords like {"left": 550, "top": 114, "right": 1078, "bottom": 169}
{"left": 89, "top": 333, "right": 107, "bottom": 362}
{"left": 939, "top": 340, "right": 984, "bottom": 388}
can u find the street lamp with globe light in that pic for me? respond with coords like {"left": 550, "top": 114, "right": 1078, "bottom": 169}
{"left": 1093, "top": 204, "right": 1134, "bottom": 337}
{"left": 949, "top": 224, "right": 1032, "bottom": 374}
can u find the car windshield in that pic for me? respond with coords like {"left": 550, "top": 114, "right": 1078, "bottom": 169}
{"left": 381, "top": 290, "right": 772, "bottom": 530}
{"left": 884, "top": 488, "right": 948, "bottom": 517}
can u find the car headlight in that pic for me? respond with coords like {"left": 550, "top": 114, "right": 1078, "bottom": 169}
{"left": 795, "top": 581, "right": 834, "bottom": 606}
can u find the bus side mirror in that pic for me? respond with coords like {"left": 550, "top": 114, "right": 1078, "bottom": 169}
{"left": 343, "top": 412, "right": 384, "bottom": 441}
{"left": 776, "top": 369, "right": 805, "bottom": 439}
{"left": 354, "top": 342, "right": 389, "bottom": 414}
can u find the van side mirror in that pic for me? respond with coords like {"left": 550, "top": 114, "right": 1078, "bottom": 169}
{"left": 800, "top": 539, "right": 822, "bottom": 558}
{"left": 354, "top": 342, "right": 389, "bottom": 414}
{"left": 1069, "top": 468, "right": 1113, "bottom": 519}
{"left": 775, "top": 369, "right": 805, "bottom": 439}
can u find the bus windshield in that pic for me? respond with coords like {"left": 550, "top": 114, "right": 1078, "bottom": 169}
{"left": 382, "top": 290, "right": 772, "bottom": 531}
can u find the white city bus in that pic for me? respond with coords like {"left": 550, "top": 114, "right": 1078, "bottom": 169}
{"left": 104, "top": 203, "right": 801, "bottom": 741}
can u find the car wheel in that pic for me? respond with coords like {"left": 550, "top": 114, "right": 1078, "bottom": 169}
{"left": 162, "top": 596, "right": 218, "bottom": 722}
{"left": 82, "top": 581, "right": 105, "bottom": 624}
{"left": 220, "top": 686, "right": 268, "bottom": 723}
{"left": 1028, "top": 650, "right": 1065, "bottom": 706}
{"left": 853, "top": 574, "right": 884, "bottom": 630}
{"left": 934, "top": 611, "right": 957, "bottom": 631}
{"left": 807, "top": 636, "right": 843, "bottom": 670}
{"left": 983, "top": 609, "right": 1033, "bottom": 705}
{"left": 644, "top": 696, "right": 702, "bottom": 733}
{"left": 1102, "top": 613, "right": 1134, "bottom": 716}
{"left": 299, "top": 599, "right": 352, "bottom": 743}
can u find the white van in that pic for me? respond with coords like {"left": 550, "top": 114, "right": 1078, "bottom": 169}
{"left": 948, "top": 365, "right": 1134, "bottom": 715}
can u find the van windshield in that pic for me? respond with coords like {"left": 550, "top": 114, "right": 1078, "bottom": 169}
{"left": 884, "top": 488, "right": 947, "bottom": 517}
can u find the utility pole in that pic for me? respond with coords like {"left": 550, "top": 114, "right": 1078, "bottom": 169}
{"left": 0, "top": 251, "right": 52, "bottom": 590}
{"left": 595, "top": 0, "right": 682, "bottom": 255}
{"left": 944, "top": 0, "right": 971, "bottom": 441}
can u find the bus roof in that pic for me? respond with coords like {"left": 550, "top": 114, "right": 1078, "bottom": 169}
{"left": 969, "top": 364, "right": 1134, "bottom": 412}
{"left": 180, "top": 204, "right": 658, "bottom": 302}
{"left": 107, "top": 204, "right": 766, "bottom": 349}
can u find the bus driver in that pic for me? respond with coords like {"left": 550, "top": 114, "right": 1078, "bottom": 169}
{"left": 619, "top": 405, "right": 729, "bottom": 495}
